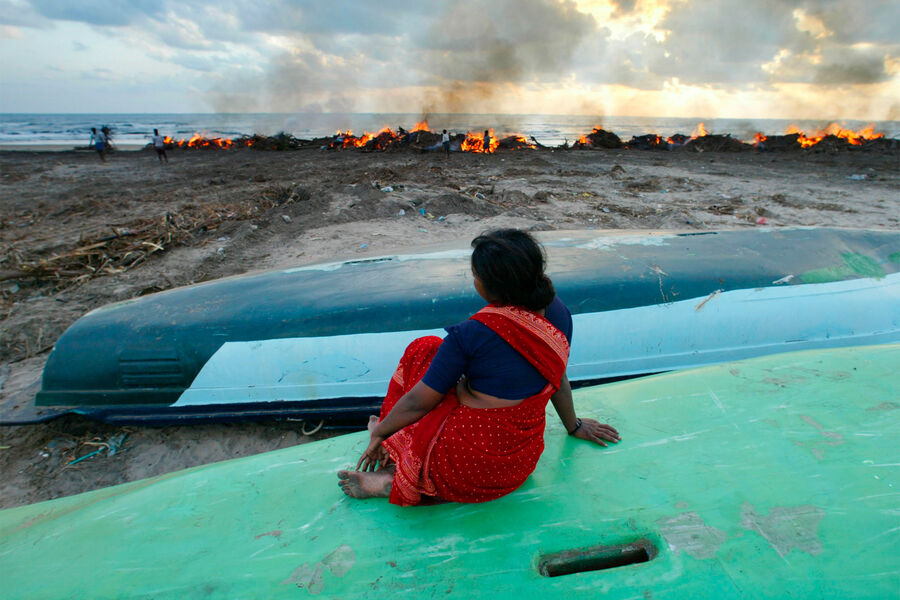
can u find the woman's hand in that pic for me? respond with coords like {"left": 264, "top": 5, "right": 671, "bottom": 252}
{"left": 572, "top": 418, "right": 620, "bottom": 447}
{"left": 356, "top": 433, "right": 388, "bottom": 472}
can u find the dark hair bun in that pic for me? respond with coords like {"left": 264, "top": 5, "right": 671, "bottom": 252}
{"left": 471, "top": 229, "right": 555, "bottom": 310}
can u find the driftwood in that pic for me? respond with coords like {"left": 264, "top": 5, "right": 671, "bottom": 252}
{"left": 3, "top": 189, "right": 305, "bottom": 290}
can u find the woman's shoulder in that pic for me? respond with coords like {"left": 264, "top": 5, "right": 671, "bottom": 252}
{"left": 446, "top": 317, "right": 491, "bottom": 339}
{"left": 545, "top": 296, "right": 573, "bottom": 341}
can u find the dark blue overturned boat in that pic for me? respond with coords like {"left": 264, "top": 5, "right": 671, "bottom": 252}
{"left": 28, "top": 228, "right": 900, "bottom": 424}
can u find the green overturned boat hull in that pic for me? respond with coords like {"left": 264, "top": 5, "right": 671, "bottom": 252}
{"left": 2, "top": 345, "right": 898, "bottom": 598}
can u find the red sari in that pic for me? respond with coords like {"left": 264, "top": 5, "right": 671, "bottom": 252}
{"left": 379, "top": 304, "right": 570, "bottom": 506}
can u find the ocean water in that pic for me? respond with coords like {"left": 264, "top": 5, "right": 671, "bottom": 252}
{"left": 1, "top": 113, "right": 897, "bottom": 149}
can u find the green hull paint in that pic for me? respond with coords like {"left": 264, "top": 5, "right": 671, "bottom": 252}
{"left": 2, "top": 345, "right": 898, "bottom": 599}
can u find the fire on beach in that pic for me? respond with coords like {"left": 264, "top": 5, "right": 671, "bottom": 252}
{"left": 153, "top": 121, "right": 894, "bottom": 154}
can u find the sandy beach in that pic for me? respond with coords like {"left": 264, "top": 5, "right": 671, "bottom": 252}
{"left": 1, "top": 144, "right": 897, "bottom": 510}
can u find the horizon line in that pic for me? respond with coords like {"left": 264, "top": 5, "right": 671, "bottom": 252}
{"left": 0, "top": 112, "right": 896, "bottom": 123}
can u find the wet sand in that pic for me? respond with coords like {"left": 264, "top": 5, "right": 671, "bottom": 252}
{"left": 1, "top": 144, "right": 897, "bottom": 509}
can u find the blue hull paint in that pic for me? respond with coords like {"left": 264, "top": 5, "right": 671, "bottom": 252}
{"left": 29, "top": 228, "right": 900, "bottom": 424}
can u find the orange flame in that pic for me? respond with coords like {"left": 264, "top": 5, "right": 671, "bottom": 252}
{"left": 691, "top": 122, "right": 708, "bottom": 138}
{"left": 512, "top": 134, "right": 536, "bottom": 149}
{"left": 336, "top": 127, "right": 401, "bottom": 150}
{"left": 461, "top": 128, "right": 500, "bottom": 153}
{"left": 166, "top": 133, "right": 237, "bottom": 149}
{"left": 786, "top": 123, "right": 884, "bottom": 148}
{"left": 412, "top": 120, "right": 429, "bottom": 132}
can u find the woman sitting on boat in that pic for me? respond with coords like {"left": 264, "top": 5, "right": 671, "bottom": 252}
{"left": 339, "top": 229, "right": 620, "bottom": 505}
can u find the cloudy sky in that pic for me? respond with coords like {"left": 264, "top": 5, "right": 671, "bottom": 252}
{"left": 1, "top": 0, "right": 898, "bottom": 120}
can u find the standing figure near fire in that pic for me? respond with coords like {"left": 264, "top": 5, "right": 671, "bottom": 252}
{"left": 152, "top": 129, "right": 168, "bottom": 164}
{"left": 483, "top": 129, "right": 491, "bottom": 153}
{"left": 441, "top": 129, "right": 451, "bottom": 157}
{"left": 338, "top": 229, "right": 620, "bottom": 505}
{"left": 89, "top": 127, "right": 106, "bottom": 162}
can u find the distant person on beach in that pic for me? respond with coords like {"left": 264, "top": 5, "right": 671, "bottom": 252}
{"left": 90, "top": 127, "right": 107, "bottom": 161}
{"left": 483, "top": 130, "right": 491, "bottom": 153}
{"left": 152, "top": 129, "right": 168, "bottom": 164}
{"left": 338, "top": 229, "right": 619, "bottom": 505}
{"left": 441, "top": 129, "right": 450, "bottom": 157}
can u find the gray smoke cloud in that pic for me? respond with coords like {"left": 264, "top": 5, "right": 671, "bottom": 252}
{"left": 413, "top": 0, "right": 595, "bottom": 113}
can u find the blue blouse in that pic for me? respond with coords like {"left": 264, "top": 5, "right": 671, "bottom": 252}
{"left": 421, "top": 296, "right": 573, "bottom": 400}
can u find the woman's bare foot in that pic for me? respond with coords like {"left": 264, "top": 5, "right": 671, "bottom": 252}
{"left": 338, "top": 470, "right": 392, "bottom": 499}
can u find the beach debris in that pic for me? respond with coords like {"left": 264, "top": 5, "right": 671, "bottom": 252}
{"left": 68, "top": 433, "right": 129, "bottom": 465}
{"left": 397, "top": 209, "right": 406, "bottom": 217}
{"left": 756, "top": 217, "right": 768, "bottom": 225}
{"left": 847, "top": 174, "right": 868, "bottom": 180}
{"left": 380, "top": 186, "right": 394, "bottom": 193}
{"left": 4, "top": 187, "right": 307, "bottom": 291}
{"left": 281, "top": 215, "right": 293, "bottom": 223}
{"left": 574, "top": 127, "right": 623, "bottom": 149}
{"left": 772, "top": 275, "right": 795, "bottom": 285}
{"left": 148, "top": 122, "right": 891, "bottom": 155}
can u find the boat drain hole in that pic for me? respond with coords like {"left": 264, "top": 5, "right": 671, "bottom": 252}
{"left": 538, "top": 539, "right": 657, "bottom": 577}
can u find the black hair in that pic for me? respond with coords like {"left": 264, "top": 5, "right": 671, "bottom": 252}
{"left": 471, "top": 229, "right": 555, "bottom": 310}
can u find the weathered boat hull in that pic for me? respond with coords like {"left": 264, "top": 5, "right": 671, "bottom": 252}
{"left": 2, "top": 345, "right": 898, "bottom": 598}
{"left": 29, "top": 227, "right": 900, "bottom": 424}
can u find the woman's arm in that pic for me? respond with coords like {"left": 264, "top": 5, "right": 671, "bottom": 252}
{"left": 550, "top": 373, "right": 621, "bottom": 447}
{"left": 357, "top": 380, "right": 445, "bottom": 471}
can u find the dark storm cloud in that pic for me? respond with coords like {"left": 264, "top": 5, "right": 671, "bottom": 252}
{"left": 651, "top": 1, "right": 803, "bottom": 85}
{"left": 801, "top": 0, "right": 899, "bottom": 45}
{"left": 811, "top": 48, "right": 892, "bottom": 85}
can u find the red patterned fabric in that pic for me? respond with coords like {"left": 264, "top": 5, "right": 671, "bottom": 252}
{"left": 381, "top": 305, "right": 570, "bottom": 506}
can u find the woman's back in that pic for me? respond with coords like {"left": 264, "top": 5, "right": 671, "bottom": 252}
{"left": 422, "top": 296, "right": 573, "bottom": 401}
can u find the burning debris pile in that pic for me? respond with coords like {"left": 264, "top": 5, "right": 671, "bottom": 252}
{"left": 162, "top": 134, "right": 243, "bottom": 150}
{"left": 2, "top": 188, "right": 305, "bottom": 293}
{"left": 574, "top": 122, "right": 893, "bottom": 153}
{"left": 150, "top": 121, "right": 895, "bottom": 155}
{"left": 575, "top": 128, "right": 623, "bottom": 149}
{"left": 565, "top": 121, "right": 896, "bottom": 153}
